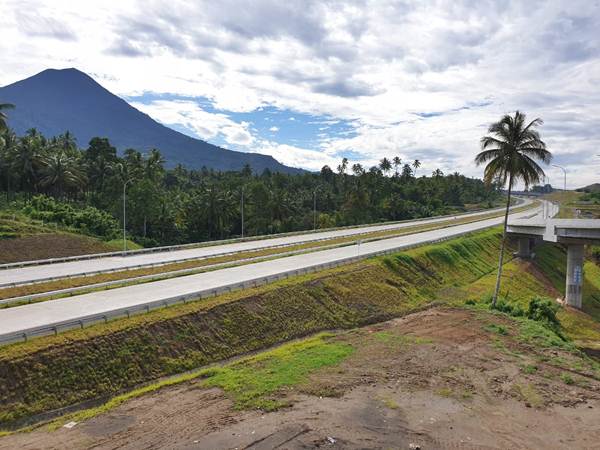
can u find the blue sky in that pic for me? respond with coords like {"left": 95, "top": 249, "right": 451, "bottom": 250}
{"left": 2, "top": 0, "right": 600, "bottom": 185}
{"left": 126, "top": 92, "right": 359, "bottom": 159}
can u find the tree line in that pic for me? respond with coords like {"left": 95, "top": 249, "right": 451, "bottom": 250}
{"left": 0, "top": 125, "right": 501, "bottom": 247}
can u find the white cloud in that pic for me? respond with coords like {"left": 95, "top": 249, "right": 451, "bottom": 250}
{"left": 130, "top": 100, "right": 254, "bottom": 146}
{"left": 269, "top": 126, "right": 279, "bottom": 132}
{"left": 1, "top": 0, "right": 600, "bottom": 186}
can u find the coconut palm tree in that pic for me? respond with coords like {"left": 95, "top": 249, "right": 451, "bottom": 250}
{"left": 412, "top": 159, "right": 421, "bottom": 177}
{"left": 475, "top": 110, "right": 552, "bottom": 306}
{"left": 392, "top": 156, "right": 402, "bottom": 177}
{"left": 9, "top": 129, "right": 45, "bottom": 192}
{"left": 352, "top": 163, "right": 364, "bottom": 176}
{"left": 39, "top": 151, "right": 86, "bottom": 198}
{"left": 379, "top": 157, "right": 392, "bottom": 176}
{"left": 0, "top": 103, "right": 15, "bottom": 131}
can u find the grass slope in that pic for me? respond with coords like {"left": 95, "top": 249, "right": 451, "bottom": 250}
{"left": 0, "top": 229, "right": 504, "bottom": 426}
{"left": 0, "top": 227, "right": 598, "bottom": 429}
{"left": 0, "top": 211, "right": 124, "bottom": 264}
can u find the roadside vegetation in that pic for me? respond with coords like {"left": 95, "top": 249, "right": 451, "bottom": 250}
{"left": 0, "top": 127, "right": 501, "bottom": 250}
{"left": 2, "top": 226, "right": 598, "bottom": 430}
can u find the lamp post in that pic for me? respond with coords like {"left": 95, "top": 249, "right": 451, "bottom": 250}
{"left": 122, "top": 178, "right": 133, "bottom": 252}
{"left": 240, "top": 186, "right": 245, "bottom": 238}
{"left": 313, "top": 190, "right": 317, "bottom": 231}
{"left": 552, "top": 164, "right": 567, "bottom": 191}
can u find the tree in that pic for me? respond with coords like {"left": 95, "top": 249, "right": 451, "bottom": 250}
{"left": 352, "top": 163, "right": 364, "bottom": 176}
{"left": 412, "top": 159, "right": 421, "bottom": 177}
{"left": 392, "top": 156, "right": 402, "bottom": 177}
{"left": 379, "top": 157, "right": 392, "bottom": 175}
{"left": 475, "top": 110, "right": 551, "bottom": 306}
{"left": 0, "top": 103, "right": 15, "bottom": 131}
{"left": 9, "top": 129, "right": 45, "bottom": 192}
{"left": 401, "top": 163, "right": 413, "bottom": 179}
{"left": 432, "top": 168, "right": 444, "bottom": 178}
{"left": 39, "top": 151, "right": 86, "bottom": 197}
{"left": 337, "top": 157, "right": 348, "bottom": 176}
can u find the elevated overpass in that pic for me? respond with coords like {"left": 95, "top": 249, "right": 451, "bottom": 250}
{"left": 507, "top": 215, "right": 600, "bottom": 308}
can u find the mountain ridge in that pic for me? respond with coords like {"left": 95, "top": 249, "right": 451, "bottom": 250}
{"left": 0, "top": 68, "right": 302, "bottom": 173}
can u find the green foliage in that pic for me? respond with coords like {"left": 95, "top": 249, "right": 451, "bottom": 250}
{"left": 22, "top": 195, "right": 119, "bottom": 238}
{"left": 1, "top": 130, "right": 501, "bottom": 247}
{"left": 491, "top": 299, "right": 525, "bottom": 317}
{"left": 527, "top": 297, "right": 562, "bottom": 335}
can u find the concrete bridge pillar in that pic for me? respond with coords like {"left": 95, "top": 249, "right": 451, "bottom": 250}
{"left": 566, "top": 244, "right": 584, "bottom": 309}
{"left": 515, "top": 237, "right": 533, "bottom": 258}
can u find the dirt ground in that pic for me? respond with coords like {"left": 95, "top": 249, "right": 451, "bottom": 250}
{"left": 2, "top": 308, "right": 599, "bottom": 450}
{"left": 0, "top": 233, "right": 113, "bottom": 264}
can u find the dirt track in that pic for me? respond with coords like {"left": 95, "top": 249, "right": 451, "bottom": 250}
{"left": 2, "top": 308, "right": 599, "bottom": 449}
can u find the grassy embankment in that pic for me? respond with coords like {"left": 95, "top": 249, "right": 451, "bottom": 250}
{"left": 545, "top": 191, "right": 600, "bottom": 219}
{"left": 0, "top": 201, "right": 537, "bottom": 304}
{"left": 1, "top": 222, "right": 597, "bottom": 430}
{"left": 0, "top": 211, "right": 139, "bottom": 264}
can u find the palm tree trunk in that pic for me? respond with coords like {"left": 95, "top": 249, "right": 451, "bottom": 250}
{"left": 492, "top": 175, "right": 513, "bottom": 307}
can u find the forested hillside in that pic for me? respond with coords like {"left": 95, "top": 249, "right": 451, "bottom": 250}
{"left": 0, "top": 128, "right": 501, "bottom": 247}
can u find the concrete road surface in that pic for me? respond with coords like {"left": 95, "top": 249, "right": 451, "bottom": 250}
{"left": 0, "top": 203, "right": 539, "bottom": 342}
{"left": 0, "top": 201, "right": 530, "bottom": 287}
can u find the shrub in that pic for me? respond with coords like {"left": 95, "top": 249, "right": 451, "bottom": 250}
{"left": 489, "top": 299, "right": 524, "bottom": 317}
{"left": 527, "top": 297, "right": 562, "bottom": 335}
{"left": 22, "top": 195, "right": 119, "bottom": 239}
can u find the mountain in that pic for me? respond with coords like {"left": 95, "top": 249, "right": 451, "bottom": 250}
{"left": 0, "top": 68, "right": 302, "bottom": 173}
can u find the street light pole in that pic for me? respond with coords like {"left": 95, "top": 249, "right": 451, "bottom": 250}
{"left": 241, "top": 187, "right": 245, "bottom": 238}
{"left": 552, "top": 164, "right": 567, "bottom": 191}
{"left": 313, "top": 190, "right": 317, "bottom": 231}
{"left": 122, "top": 178, "right": 133, "bottom": 253}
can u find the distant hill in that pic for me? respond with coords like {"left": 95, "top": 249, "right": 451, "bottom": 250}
{"left": 576, "top": 183, "right": 600, "bottom": 193}
{"left": 0, "top": 68, "right": 302, "bottom": 173}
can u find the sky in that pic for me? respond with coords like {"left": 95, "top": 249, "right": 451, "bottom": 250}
{"left": 1, "top": 0, "right": 599, "bottom": 188}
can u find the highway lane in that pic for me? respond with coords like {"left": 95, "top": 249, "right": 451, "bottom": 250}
{"left": 0, "top": 203, "right": 539, "bottom": 341}
{"left": 0, "top": 201, "right": 531, "bottom": 287}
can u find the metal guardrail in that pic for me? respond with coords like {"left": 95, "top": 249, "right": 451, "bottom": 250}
{"left": 0, "top": 200, "right": 526, "bottom": 271}
{"left": 0, "top": 223, "right": 502, "bottom": 346}
{"left": 0, "top": 200, "right": 531, "bottom": 289}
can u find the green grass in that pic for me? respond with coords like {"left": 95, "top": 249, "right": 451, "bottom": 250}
{"left": 43, "top": 333, "right": 352, "bottom": 430}
{"left": 560, "top": 373, "right": 574, "bottom": 385}
{"left": 484, "top": 323, "right": 509, "bottom": 335}
{"left": 104, "top": 239, "right": 143, "bottom": 251}
{"left": 522, "top": 364, "right": 538, "bottom": 374}
{"left": 202, "top": 333, "right": 354, "bottom": 411}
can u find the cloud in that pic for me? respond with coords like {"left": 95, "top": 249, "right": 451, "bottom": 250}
{"left": 269, "top": 126, "right": 279, "bottom": 132}
{"left": 15, "top": 11, "right": 77, "bottom": 41}
{"left": 130, "top": 99, "right": 255, "bottom": 146}
{"left": 2, "top": 0, "right": 600, "bottom": 186}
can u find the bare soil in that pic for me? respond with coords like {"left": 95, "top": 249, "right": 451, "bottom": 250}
{"left": 2, "top": 308, "right": 599, "bottom": 449}
{"left": 0, "top": 233, "right": 113, "bottom": 264}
